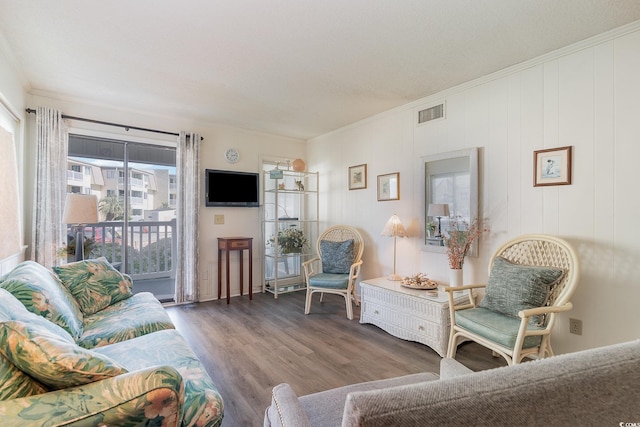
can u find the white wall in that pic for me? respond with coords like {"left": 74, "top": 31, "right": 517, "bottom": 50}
{"left": 308, "top": 23, "right": 640, "bottom": 354}
{"left": 25, "top": 94, "right": 306, "bottom": 301}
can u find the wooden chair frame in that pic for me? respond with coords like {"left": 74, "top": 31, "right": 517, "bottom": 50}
{"left": 444, "top": 234, "right": 580, "bottom": 365}
{"left": 302, "top": 225, "right": 364, "bottom": 320}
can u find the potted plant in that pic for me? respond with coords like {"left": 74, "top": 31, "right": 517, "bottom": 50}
{"left": 443, "top": 217, "right": 487, "bottom": 286}
{"left": 269, "top": 225, "right": 308, "bottom": 254}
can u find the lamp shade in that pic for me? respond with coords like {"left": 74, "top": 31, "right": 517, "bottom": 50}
{"left": 381, "top": 214, "right": 407, "bottom": 238}
{"left": 427, "top": 203, "right": 449, "bottom": 217}
{"left": 62, "top": 194, "right": 99, "bottom": 225}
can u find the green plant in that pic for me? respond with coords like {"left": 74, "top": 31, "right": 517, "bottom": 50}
{"left": 269, "top": 226, "right": 308, "bottom": 254}
{"left": 426, "top": 221, "right": 437, "bottom": 236}
{"left": 58, "top": 237, "right": 96, "bottom": 259}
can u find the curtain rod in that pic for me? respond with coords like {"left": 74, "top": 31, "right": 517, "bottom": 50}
{"left": 25, "top": 108, "right": 203, "bottom": 140}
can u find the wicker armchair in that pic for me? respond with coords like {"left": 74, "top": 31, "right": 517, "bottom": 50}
{"left": 302, "top": 225, "right": 364, "bottom": 320}
{"left": 444, "top": 234, "right": 580, "bottom": 365}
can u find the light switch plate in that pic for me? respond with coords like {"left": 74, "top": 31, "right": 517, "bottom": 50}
{"left": 214, "top": 214, "right": 224, "bottom": 224}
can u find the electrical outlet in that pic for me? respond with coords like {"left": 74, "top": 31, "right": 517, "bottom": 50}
{"left": 569, "top": 318, "right": 582, "bottom": 335}
{"left": 214, "top": 214, "right": 224, "bottom": 225}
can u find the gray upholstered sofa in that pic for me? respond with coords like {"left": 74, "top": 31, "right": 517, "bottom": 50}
{"left": 265, "top": 339, "right": 640, "bottom": 426}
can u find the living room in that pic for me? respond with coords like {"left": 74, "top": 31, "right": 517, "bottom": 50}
{"left": 1, "top": 2, "right": 640, "bottom": 425}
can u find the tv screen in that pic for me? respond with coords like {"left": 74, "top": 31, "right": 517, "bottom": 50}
{"left": 205, "top": 169, "right": 259, "bottom": 207}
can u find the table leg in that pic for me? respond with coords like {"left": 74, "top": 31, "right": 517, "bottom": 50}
{"left": 217, "top": 249, "right": 222, "bottom": 300}
{"left": 225, "top": 249, "right": 230, "bottom": 304}
{"left": 249, "top": 246, "right": 253, "bottom": 300}
{"left": 239, "top": 249, "right": 244, "bottom": 297}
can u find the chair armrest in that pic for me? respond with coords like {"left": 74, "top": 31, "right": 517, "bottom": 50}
{"left": 349, "top": 259, "right": 364, "bottom": 279}
{"left": 439, "top": 358, "right": 474, "bottom": 379}
{"left": 518, "top": 302, "right": 573, "bottom": 319}
{"left": 442, "top": 283, "right": 486, "bottom": 293}
{"left": 264, "top": 383, "right": 312, "bottom": 427}
{"left": 443, "top": 283, "right": 485, "bottom": 311}
{"left": 0, "top": 366, "right": 184, "bottom": 427}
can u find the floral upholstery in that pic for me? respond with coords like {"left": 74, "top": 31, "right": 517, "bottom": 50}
{"left": 0, "top": 260, "right": 224, "bottom": 427}
{"left": 1, "top": 365, "right": 184, "bottom": 427}
{"left": 0, "top": 320, "right": 128, "bottom": 389}
{"left": 78, "top": 291, "right": 175, "bottom": 348}
{"left": 0, "top": 261, "right": 84, "bottom": 339}
{"left": 95, "top": 329, "right": 224, "bottom": 427}
{"left": 53, "top": 257, "right": 133, "bottom": 315}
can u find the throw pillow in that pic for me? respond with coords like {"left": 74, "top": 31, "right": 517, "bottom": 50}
{"left": 0, "top": 320, "right": 127, "bottom": 390}
{"left": 479, "top": 257, "right": 565, "bottom": 325}
{"left": 1, "top": 261, "right": 84, "bottom": 339}
{"left": 321, "top": 239, "right": 356, "bottom": 274}
{"left": 0, "top": 353, "right": 48, "bottom": 400}
{"left": 53, "top": 257, "right": 133, "bottom": 315}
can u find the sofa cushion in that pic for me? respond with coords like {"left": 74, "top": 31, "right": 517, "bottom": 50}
{"left": 0, "top": 353, "right": 48, "bottom": 401}
{"left": 78, "top": 292, "right": 175, "bottom": 349}
{"left": 0, "top": 261, "right": 84, "bottom": 339}
{"left": 455, "top": 307, "right": 544, "bottom": 349}
{"left": 0, "top": 320, "right": 127, "bottom": 390}
{"left": 479, "top": 257, "right": 564, "bottom": 325}
{"left": 53, "top": 257, "right": 133, "bottom": 315}
{"left": 321, "top": 239, "right": 355, "bottom": 274}
{"left": 94, "top": 329, "right": 224, "bottom": 427}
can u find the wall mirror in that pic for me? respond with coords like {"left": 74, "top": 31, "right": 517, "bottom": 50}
{"left": 421, "top": 147, "right": 478, "bottom": 255}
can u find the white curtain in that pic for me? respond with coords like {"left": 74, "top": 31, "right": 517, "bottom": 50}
{"left": 31, "top": 107, "right": 68, "bottom": 268}
{"left": 175, "top": 131, "right": 201, "bottom": 303}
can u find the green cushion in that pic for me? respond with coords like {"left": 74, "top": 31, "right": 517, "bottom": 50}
{"left": 479, "top": 257, "right": 564, "bottom": 325}
{"left": 1, "top": 261, "right": 84, "bottom": 339}
{"left": 309, "top": 273, "right": 350, "bottom": 289}
{"left": 53, "top": 257, "right": 133, "bottom": 315}
{"left": 455, "top": 307, "right": 544, "bottom": 349}
{"left": 321, "top": 239, "right": 355, "bottom": 274}
{"left": 0, "top": 352, "right": 48, "bottom": 400}
{"left": 0, "top": 320, "right": 127, "bottom": 390}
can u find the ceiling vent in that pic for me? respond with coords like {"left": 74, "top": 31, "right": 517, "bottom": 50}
{"left": 417, "top": 103, "right": 445, "bottom": 124}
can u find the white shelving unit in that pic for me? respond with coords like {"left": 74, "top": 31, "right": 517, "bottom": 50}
{"left": 262, "top": 169, "right": 318, "bottom": 298}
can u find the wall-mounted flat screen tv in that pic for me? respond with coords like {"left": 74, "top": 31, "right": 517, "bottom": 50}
{"left": 205, "top": 169, "right": 260, "bottom": 207}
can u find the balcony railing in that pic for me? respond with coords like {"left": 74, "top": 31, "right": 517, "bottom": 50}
{"left": 67, "top": 170, "right": 84, "bottom": 181}
{"left": 70, "top": 219, "right": 177, "bottom": 282}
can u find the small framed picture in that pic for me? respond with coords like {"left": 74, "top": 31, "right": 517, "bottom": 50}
{"left": 348, "top": 164, "right": 367, "bottom": 190}
{"left": 377, "top": 172, "right": 400, "bottom": 201}
{"left": 533, "top": 146, "right": 572, "bottom": 187}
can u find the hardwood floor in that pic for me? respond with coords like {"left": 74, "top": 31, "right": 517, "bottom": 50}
{"left": 165, "top": 290, "right": 507, "bottom": 427}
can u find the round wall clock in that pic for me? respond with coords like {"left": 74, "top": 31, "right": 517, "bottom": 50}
{"left": 224, "top": 148, "right": 239, "bottom": 164}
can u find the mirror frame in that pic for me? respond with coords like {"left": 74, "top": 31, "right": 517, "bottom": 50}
{"left": 420, "top": 147, "right": 479, "bottom": 255}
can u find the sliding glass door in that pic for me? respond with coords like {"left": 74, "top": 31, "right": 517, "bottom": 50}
{"left": 65, "top": 134, "right": 177, "bottom": 302}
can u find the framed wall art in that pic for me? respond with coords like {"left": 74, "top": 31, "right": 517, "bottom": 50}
{"left": 377, "top": 172, "right": 400, "bottom": 201}
{"left": 348, "top": 164, "right": 367, "bottom": 190}
{"left": 534, "top": 146, "right": 572, "bottom": 187}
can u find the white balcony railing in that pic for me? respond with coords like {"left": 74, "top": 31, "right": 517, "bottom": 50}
{"left": 68, "top": 219, "right": 177, "bottom": 282}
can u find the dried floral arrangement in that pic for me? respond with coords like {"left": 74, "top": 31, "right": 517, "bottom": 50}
{"left": 443, "top": 217, "right": 487, "bottom": 269}
{"left": 269, "top": 226, "right": 308, "bottom": 254}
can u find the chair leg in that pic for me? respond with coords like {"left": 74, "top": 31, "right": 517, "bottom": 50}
{"left": 319, "top": 292, "right": 324, "bottom": 303}
{"left": 304, "top": 289, "right": 312, "bottom": 315}
{"left": 344, "top": 293, "right": 353, "bottom": 320}
{"left": 447, "top": 331, "right": 458, "bottom": 358}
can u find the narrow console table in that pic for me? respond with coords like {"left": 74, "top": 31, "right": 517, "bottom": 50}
{"left": 217, "top": 237, "right": 253, "bottom": 304}
{"left": 359, "top": 277, "right": 467, "bottom": 357}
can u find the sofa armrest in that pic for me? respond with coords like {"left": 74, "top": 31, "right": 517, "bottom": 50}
{"left": 0, "top": 365, "right": 184, "bottom": 427}
{"left": 439, "top": 357, "right": 473, "bottom": 379}
{"left": 264, "top": 383, "right": 312, "bottom": 427}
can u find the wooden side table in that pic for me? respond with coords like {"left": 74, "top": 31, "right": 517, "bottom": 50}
{"left": 359, "top": 277, "right": 468, "bottom": 357}
{"left": 217, "top": 237, "right": 253, "bottom": 304}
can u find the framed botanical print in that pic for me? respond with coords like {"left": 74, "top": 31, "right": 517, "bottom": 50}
{"left": 348, "top": 164, "right": 367, "bottom": 190}
{"left": 377, "top": 172, "right": 399, "bottom": 201}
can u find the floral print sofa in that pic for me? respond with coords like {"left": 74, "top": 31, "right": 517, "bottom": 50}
{"left": 0, "top": 258, "right": 223, "bottom": 427}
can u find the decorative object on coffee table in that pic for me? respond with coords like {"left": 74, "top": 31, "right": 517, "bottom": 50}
{"left": 401, "top": 273, "right": 438, "bottom": 290}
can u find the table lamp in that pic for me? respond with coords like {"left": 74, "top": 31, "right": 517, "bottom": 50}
{"left": 381, "top": 214, "right": 407, "bottom": 281}
{"left": 62, "top": 194, "right": 99, "bottom": 261}
{"left": 427, "top": 203, "right": 449, "bottom": 237}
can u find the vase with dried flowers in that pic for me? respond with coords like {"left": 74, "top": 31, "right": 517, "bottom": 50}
{"left": 442, "top": 217, "right": 487, "bottom": 286}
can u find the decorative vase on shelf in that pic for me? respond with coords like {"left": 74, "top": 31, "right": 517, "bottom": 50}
{"left": 449, "top": 268, "right": 463, "bottom": 287}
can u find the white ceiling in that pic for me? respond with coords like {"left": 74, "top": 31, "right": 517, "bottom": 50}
{"left": 2, "top": 1, "right": 640, "bottom": 140}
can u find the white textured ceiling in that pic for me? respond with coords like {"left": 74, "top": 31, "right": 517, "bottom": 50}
{"left": 1, "top": 1, "right": 640, "bottom": 140}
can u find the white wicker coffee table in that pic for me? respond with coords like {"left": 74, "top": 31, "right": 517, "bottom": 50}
{"left": 359, "top": 277, "right": 468, "bottom": 357}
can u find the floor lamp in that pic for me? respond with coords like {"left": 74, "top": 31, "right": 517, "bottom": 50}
{"left": 62, "top": 194, "right": 99, "bottom": 261}
{"left": 381, "top": 214, "right": 407, "bottom": 281}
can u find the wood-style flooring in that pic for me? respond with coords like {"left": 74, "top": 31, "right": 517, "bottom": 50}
{"left": 165, "top": 290, "right": 507, "bottom": 427}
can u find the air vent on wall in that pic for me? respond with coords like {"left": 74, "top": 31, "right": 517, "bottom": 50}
{"left": 417, "top": 103, "right": 445, "bottom": 124}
